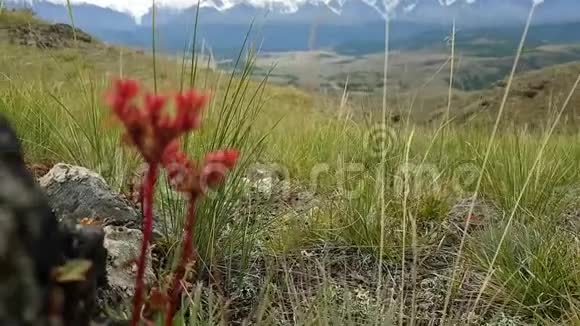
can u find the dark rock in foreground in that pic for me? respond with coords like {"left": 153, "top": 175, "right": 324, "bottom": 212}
{"left": 0, "top": 114, "right": 106, "bottom": 325}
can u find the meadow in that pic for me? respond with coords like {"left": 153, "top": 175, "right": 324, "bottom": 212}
{"left": 0, "top": 8, "right": 579, "bottom": 325}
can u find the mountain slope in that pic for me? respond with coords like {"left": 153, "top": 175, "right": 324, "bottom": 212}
{"left": 426, "top": 61, "right": 580, "bottom": 128}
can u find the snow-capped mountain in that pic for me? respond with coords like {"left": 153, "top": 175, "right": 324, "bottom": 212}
{"left": 6, "top": 0, "right": 580, "bottom": 57}
{"left": 12, "top": 0, "right": 580, "bottom": 25}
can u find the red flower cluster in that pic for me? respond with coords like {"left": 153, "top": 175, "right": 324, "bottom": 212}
{"left": 106, "top": 78, "right": 239, "bottom": 326}
{"left": 162, "top": 141, "right": 239, "bottom": 195}
{"left": 106, "top": 79, "right": 207, "bottom": 163}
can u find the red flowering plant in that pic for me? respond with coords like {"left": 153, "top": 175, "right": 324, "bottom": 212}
{"left": 106, "top": 78, "right": 239, "bottom": 325}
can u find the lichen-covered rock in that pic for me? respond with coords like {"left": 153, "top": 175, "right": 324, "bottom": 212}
{"left": 242, "top": 163, "right": 285, "bottom": 197}
{"left": 39, "top": 163, "right": 143, "bottom": 229}
{"left": 101, "top": 226, "right": 155, "bottom": 309}
{"left": 240, "top": 162, "right": 319, "bottom": 221}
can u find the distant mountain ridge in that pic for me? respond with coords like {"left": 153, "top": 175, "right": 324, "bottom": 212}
{"left": 11, "top": 0, "right": 580, "bottom": 25}
{"left": 5, "top": 0, "right": 580, "bottom": 58}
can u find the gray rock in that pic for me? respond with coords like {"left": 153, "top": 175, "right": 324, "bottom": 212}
{"left": 240, "top": 162, "right": 318, "bottom": 214}
{"left": 245, "top": 162, "right": 287, "bottom": 183}
{"left": 101, "top": 226, "right": 155, "bottom": 308}
{"left": 242, "top": 162, "right": 288, "bottom": 197}
{"left": 39, "top": 163, "right": 142, "bottom": 229}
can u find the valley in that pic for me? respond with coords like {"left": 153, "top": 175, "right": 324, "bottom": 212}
{"left": 251, "top": 42, "right": 580, "bottom": 96}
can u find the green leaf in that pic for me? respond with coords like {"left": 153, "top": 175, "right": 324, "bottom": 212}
{"left": 53, "top": 259, "right": 93, "bottom": 283}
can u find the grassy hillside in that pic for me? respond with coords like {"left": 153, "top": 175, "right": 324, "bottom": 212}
{"left": 424, "top": 61, "right": 580, "bottom": 129}
{"left": 1, "top": 9, "right": 579, "bottom": 325}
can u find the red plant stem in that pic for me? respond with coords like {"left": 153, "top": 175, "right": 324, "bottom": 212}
{"left": 131, "top": 162, "right": 159, "bottom": 326}
{"left": 164, "top": 193, "right": 199, "bottom": 326}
